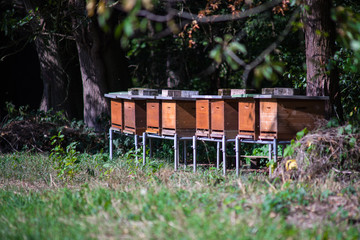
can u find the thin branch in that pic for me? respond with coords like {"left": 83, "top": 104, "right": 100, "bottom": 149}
{"left": 225, "top": 49, "right": 247, "bottom": 67}
{"left": 242, "top": 8, "right": 300, "bottom": 86}
{"left": 111, "top": 0, "right": 283, "bottom": 23}
{"left": 172, "top": 0, "right": 283, "bottom": 23}
{"left": 0, "top": 38, "right": 32, "bottom": 62}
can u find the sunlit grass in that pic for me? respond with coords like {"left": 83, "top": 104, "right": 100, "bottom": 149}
{"left": 0, "top": 153, "right": 359, "bottom": 239}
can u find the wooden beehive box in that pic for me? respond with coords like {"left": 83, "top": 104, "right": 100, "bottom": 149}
{"left": 146, "top": 99, "right": 162, "bottom": 134}
{"left": 105, "top": 92, "right": 129, "bottom": 132}
{"left": 159, "top": 97, "right": 196, "bottom": 137}
{"left": 238, "top": 97, "right": 260, "bottom": 140}
{"left": 256, "top": 95, "right": 328, "bottom": 140}
{"left": 195, "top": 98, "right": 211, "bottom": 137}
{"left": 123, "top": 98, "right": 147, "bottom": 135}
{"left": 210, "top": 97, "right": 238, "bottom": 138}
{"left": 110, "top": 99, "right": 124, "bottom": 131}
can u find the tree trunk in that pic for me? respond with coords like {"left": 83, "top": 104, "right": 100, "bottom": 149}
{"left": 23, "top": 0, "right": 83, "bottom": 119}
{"left": 70, "top": 0, "right": 130, "bottom": 131}
{"left": 304, "top": 0, "right": 343, "bottom": 121}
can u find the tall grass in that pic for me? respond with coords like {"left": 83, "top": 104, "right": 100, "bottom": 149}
{"left": 0, "top": 153, "right": 359, "bottom": 239}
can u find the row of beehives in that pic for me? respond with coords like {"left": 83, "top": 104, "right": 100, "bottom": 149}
{"left": 105, "top": 89, "right": 328, "bottom": 141}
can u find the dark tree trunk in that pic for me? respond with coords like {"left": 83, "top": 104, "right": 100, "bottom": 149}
{"left": 70, "top": 0, "right": 130, "bottom": 131}
{"left": 304, "top": 0, "right": 344, "bottom": 121}
{"left": 23, "top": 0, "right": 83, "bottom": 119}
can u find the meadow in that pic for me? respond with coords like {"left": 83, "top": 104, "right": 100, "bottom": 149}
{"left": 0, "top": 151, "right": 359, "bottom": 239}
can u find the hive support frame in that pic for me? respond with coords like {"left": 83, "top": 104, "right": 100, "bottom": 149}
{"left": 222, "top": 135, "right": 227, "bottom": 175}
{"left": 109, "top": 128, "right": 113, "bottom": 160}
{"left": 235, "top": 136, "right": 240, "bottom": 177}
{"left": 109, "top": 127, "right": 290, "bottom": 177}
{"left": 134, "top": 134, "right": 139, "bottom": 165}
{"left": 142, "top": 132, "right": 147, "bottom": 166}
{"left": 193, "top": 136, "right": 197, "bottom": 173}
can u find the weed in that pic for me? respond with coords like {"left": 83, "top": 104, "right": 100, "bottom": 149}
{"left": 50, "top": 131, "right": 81, "bottom": 179}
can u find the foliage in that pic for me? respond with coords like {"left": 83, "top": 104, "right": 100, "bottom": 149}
{"left": 49, "top": 131, "right": 81, "bottom": 179}
{"left": 0, "top": 104, "right": 109, "bottom": 154}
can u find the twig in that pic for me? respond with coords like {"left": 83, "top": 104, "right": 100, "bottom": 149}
{"left": 0, "top": 136, "right": 18, "bottom": 152}
{"left": 332, "top": 168, "right": 356, "bottom": 175}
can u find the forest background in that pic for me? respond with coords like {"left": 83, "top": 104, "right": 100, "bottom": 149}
{"left": 1, "top": 0, "right": 360, "bottom": 131}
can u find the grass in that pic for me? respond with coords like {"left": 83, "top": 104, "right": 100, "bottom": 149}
{"left": 0, "top": 152, "right": 359, "bottom": 239}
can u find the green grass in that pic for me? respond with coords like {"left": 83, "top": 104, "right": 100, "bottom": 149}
{"left": 0, "top": 152, "right": 359, "bottom": 239}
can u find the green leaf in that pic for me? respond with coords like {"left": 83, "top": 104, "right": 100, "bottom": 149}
{"left": 349, "top": 137, "right": 356, "bottom": 148}
{"left": 229, "top": 42, "right": 247, "bottom": 54}
{"left": 209, "top": 45, "right": 222, "bottom": 63}
{"left": 338, "top": 127, "right": 344, "bottom": 135}
{"left": 345, "top": 124, "right": 353, "bottom": 134}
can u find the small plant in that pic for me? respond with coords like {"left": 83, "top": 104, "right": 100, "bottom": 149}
{"left": 50, "top": 131, "right": 81, "bottom": 179}
{"left": 283, "top": 128, "right": 309, "bottom": 158}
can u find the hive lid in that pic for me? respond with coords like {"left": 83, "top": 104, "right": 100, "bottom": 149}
{"left": 218, "top": 89, "right": 257, "bottom": 96}
{"left": 231, "top": 94, "right": 262, "bottom": 98}
{"left": 192, "top": 95, "right": 233, "bottom": 99}
{"left": 161, "top": 90, "right": 199, "bottom": 98}
{"left": 254, "top": 95, "right": 329, "bottom": 100}
{"left": 104, "top": 92, "right": 156, "bottom": 99}
{"left": 128, "top": 88, "right": 159, "bottom": 96}
{"left": 261, "top": 88, "right": 300, "bottom": 95}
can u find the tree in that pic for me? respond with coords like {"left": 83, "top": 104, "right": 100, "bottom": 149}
{"left": 70, "top": 0, "right": 131, "bottom": 130}
{"left": 1, "top": 0, "right": 131, "bottom": 130}
{"left": 303, "top": 0, "right": 343, "bottom": 120}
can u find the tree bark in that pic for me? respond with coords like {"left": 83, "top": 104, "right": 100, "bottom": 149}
{"left": 23, "top": 0, "right": 83, "bottom": 119}
{"left": 304, "top": 0, "right": 343, "bottom": 121}
{"left": 70, "top": 0, "right": 130, "bottom": 131}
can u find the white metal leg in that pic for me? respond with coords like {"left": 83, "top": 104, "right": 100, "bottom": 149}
{"left": 235, "top": 136, "right": 240, "bottom": 177}
{"left": 193, "top": 136, "right": 197, "bottom": 173}
{"left": 142, "top": 132, "right": 146, "bottom": 166}
{"left": 109, "top": 128, "right": 113, "bottom": 160}
{"left": 174, "top": 134, "right": 179, "bottom": 171}
{"left": 222, "top": 135, "right": 226, "bottom": 175}
{"left": 216, "top": 141, "right": 220, "bottom": 170}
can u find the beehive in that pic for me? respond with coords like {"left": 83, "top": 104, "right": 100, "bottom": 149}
{"left": 238, "top": 97, "right": 260, "bottom": 140}
{"left": 146, "top": 99, "right": 162, "bottom": 134}
{"left": 110, "top": 99, "right": 124, "bottom": 131}
{"left": 210, "top": 97, "right": 238, "bottom": 138}
{"left": 257, "top": 95, "right": 327, "bottom": 140}
{"left": 123, "top": 99, "right": 147, "bottom": 135}
{"left": 195, "top": 99, "right": 211, "bottom": 137}
{"left": 160, "top": 97, "right": 196, "bottom": 137}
